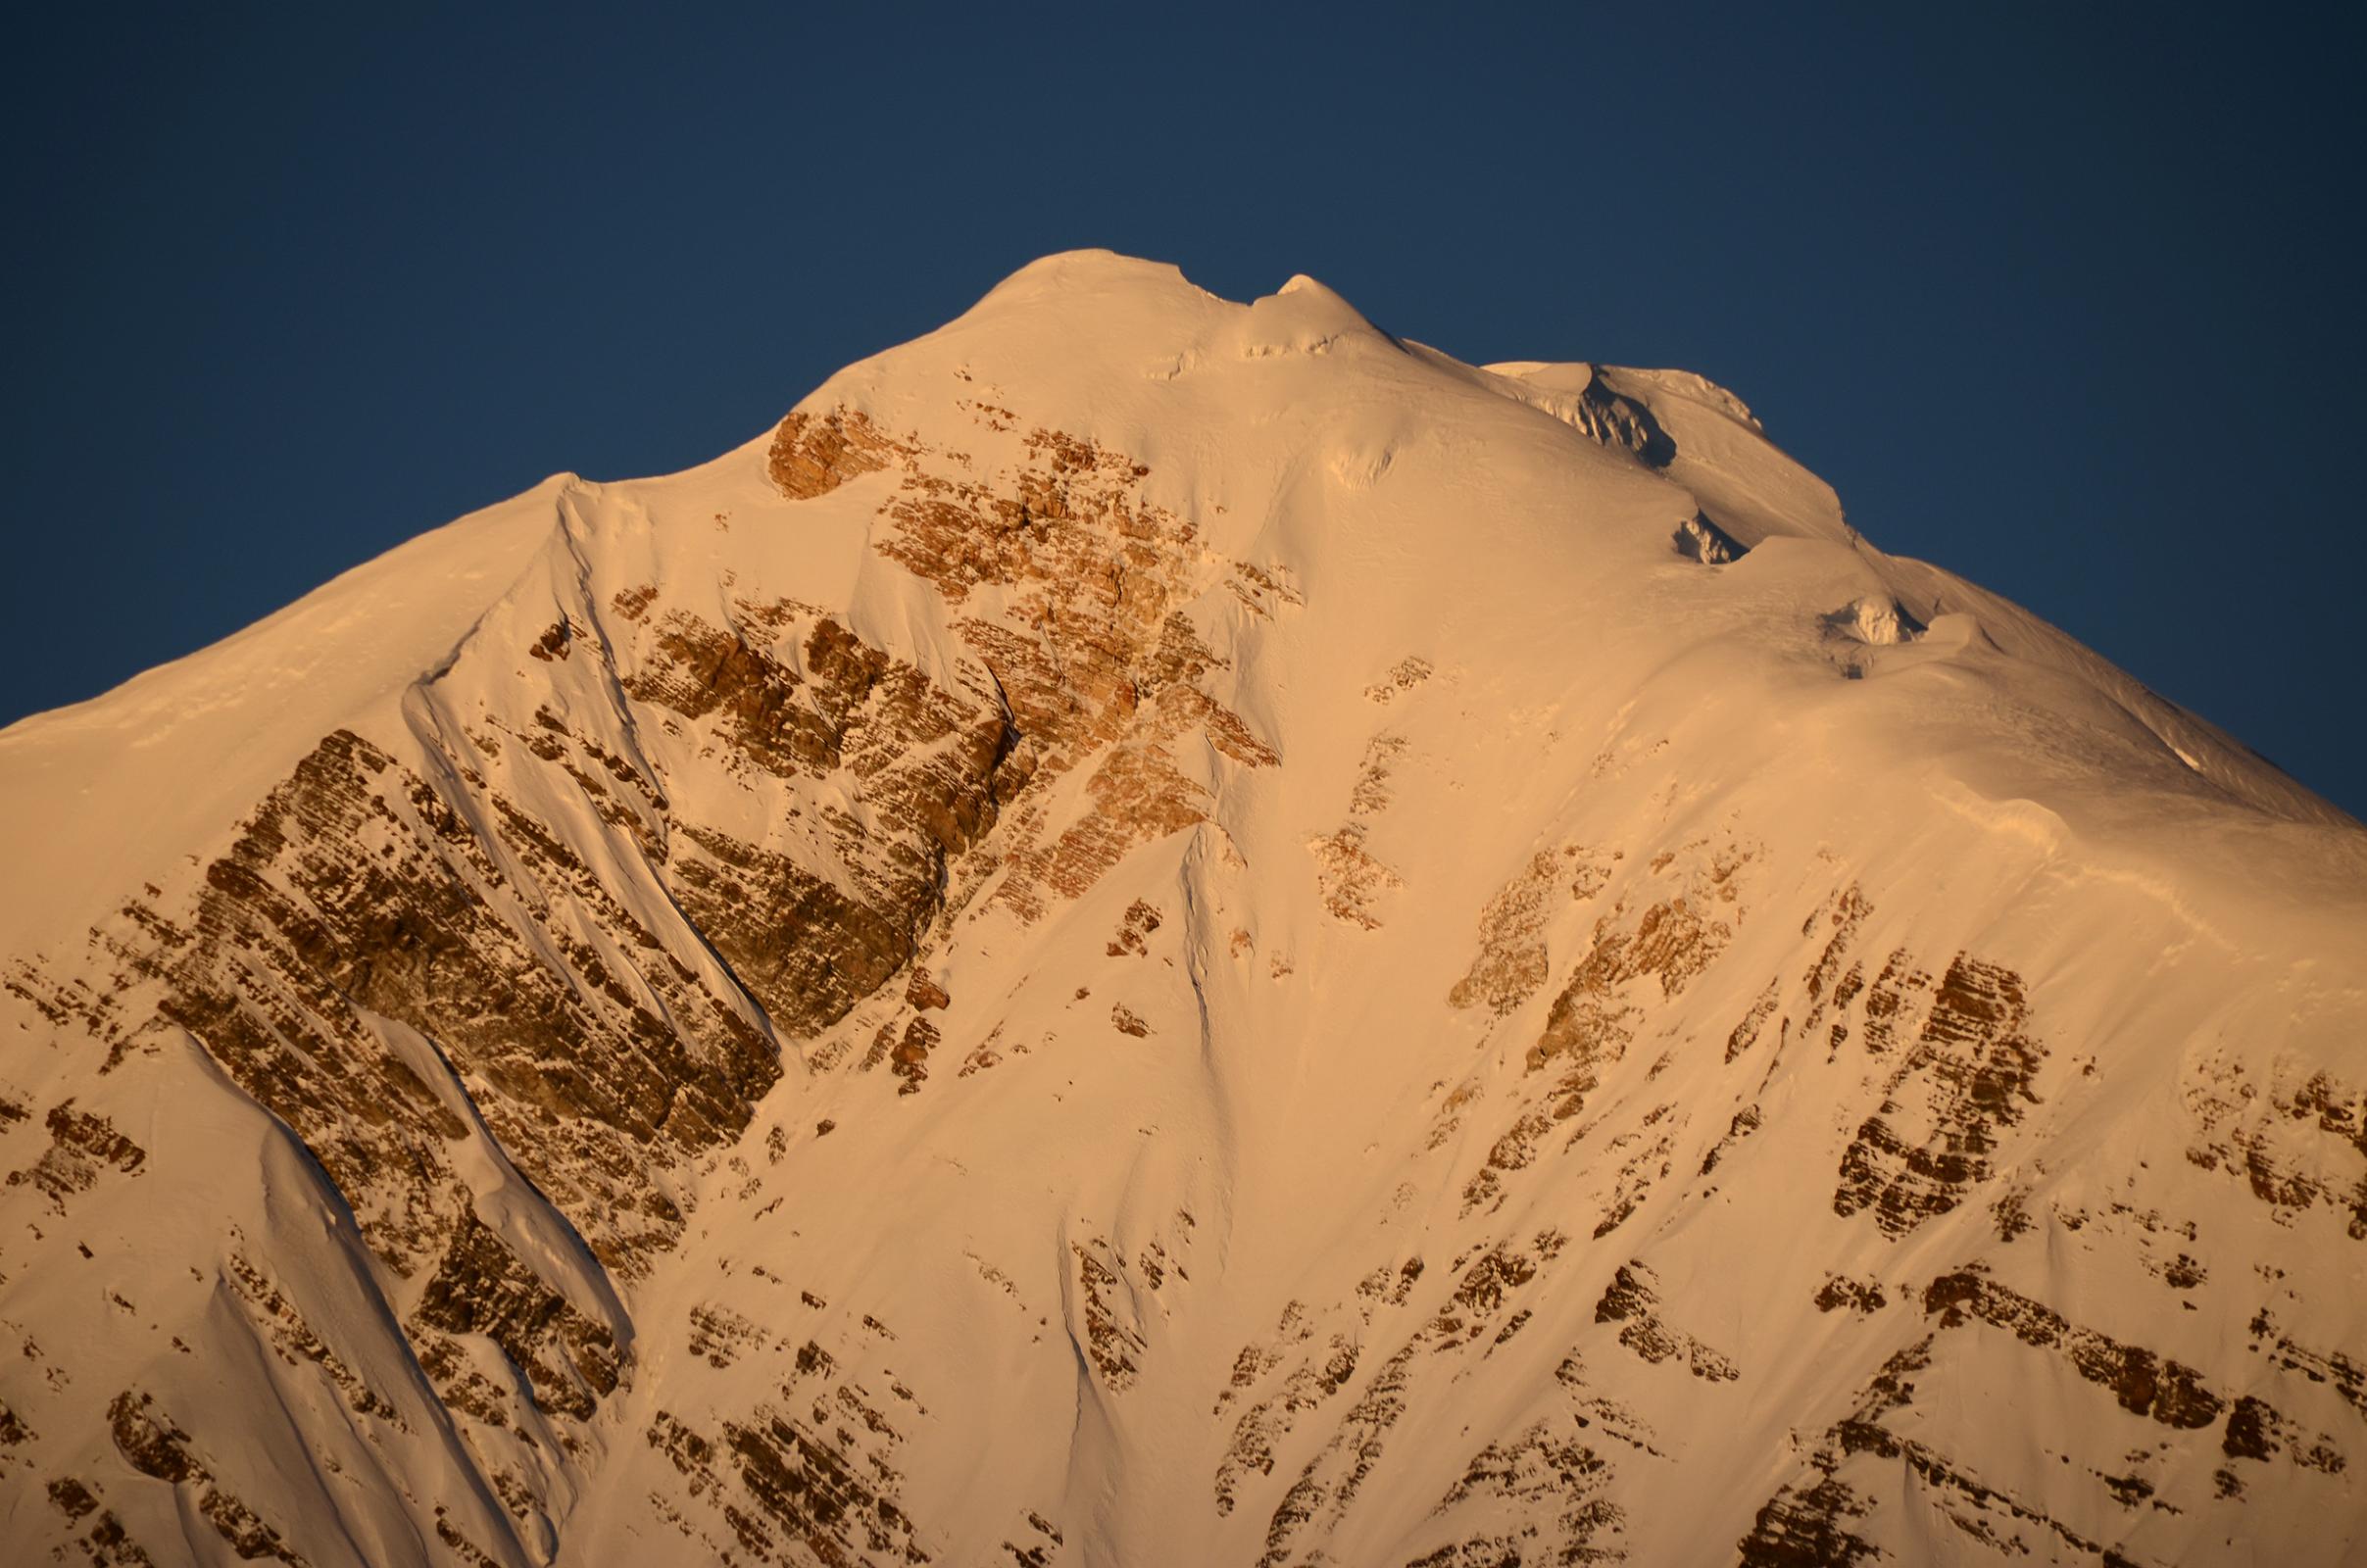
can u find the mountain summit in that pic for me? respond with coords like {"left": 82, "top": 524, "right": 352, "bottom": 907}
{"left": 2, "top": 252, "right": 2361, "bottom": 1566}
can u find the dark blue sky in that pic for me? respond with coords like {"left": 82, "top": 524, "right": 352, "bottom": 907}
{"left": 6, "top": 6, "right": 2361, "bottom": 815}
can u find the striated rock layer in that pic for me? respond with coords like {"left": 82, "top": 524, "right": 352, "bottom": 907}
{"left": 2, "top": 251, "right": 2362, "bottom": 1566}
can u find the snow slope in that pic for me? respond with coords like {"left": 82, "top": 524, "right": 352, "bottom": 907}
{"left": 2, "top": 250, "right": 2362, "bottom": 1567}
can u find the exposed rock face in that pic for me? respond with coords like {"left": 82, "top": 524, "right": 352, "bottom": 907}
{"left": 2, "top": 252, "right": 2362, "bottom": 1566}
{"left": 766, "top": 409, "right": 908, "bottom": 500}
{"left": 124, "top": 727, "right": 772, "bottom": 1267}
{"left": 1834, "top": 954, "right": 2046, "bottom": 1238}
{"left": 619, "top": 602, "right": 1016, "bottom": 1033}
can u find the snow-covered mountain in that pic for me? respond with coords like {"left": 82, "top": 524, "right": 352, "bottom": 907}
{"left": 2, "top": 250, "right": 2361, "bottom": 1567}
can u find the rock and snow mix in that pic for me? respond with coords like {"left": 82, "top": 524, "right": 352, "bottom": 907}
{"left": 0, "top": 251, "right": 2361, "bottom": 1566}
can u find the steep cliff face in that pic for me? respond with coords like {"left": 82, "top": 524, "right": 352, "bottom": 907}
{"left": 2, "top": 251, "right": 2362, "bottom": 1567}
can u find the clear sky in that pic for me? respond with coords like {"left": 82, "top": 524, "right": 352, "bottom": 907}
{"left": 5, "top": 5, "right": 2361, "bottom": 815}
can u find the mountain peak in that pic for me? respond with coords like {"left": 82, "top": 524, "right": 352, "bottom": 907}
{"left": 3, "top": 258, "right": 2362, "bottom": 1568}
{"left": 970, "top": 246, "right": 1206, "bottom": 309}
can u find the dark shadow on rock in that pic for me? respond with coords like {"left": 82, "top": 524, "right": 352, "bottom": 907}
{"left": 1673, "top": 512, "right": 1746, "bottom": 564}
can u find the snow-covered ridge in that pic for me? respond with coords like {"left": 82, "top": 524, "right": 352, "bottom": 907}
{"left": 1, "top": 251, "right": 2361, "bottom": 1568}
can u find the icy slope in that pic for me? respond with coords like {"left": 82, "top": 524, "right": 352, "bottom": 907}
{"left": 2, "top": 250, "right": 2362, "bottom": 1567}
